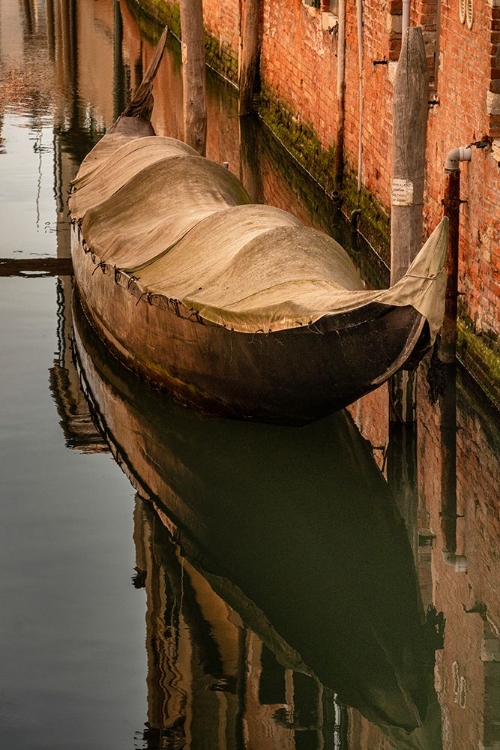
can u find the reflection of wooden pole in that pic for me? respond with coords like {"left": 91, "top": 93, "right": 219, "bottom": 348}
{"left": 389, "top": 27, "right": 429, "bottom": 423}
{"left": 239, "top": 114, "right": 264, "bottom": 203}
{"left": 238, "top": 0, "right": 261, "bottom": 116}
{"left": 46, "top": 0, "right": 55, "bottom": 60}
{"left": 179, "top": 0, "right": 207, "bottom": 155}
{"left": 22, "top": 0, "right": 34, "bottom": 35}
{"left": 387, "top": 422, "right": 418, "bottom": 557}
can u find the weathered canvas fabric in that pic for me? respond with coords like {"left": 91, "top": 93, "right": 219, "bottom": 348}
{"left": 70, "top": 130, "right": 448, "bottom": 340}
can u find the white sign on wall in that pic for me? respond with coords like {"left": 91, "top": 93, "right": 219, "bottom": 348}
{"left": 391, "top": 179, "right": 414, "bottom": 206}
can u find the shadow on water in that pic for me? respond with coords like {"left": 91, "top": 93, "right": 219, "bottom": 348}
{"left": 71, "top": 294, "right": 443, "bottom": 749}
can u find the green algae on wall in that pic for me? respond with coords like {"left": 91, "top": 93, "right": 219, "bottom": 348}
{"left": 259, "top": 90, "right": 391, "bottom": 265}
{"left": 458, "top": 316, "right": 500, "bottom": 411}
{"left": 125, "top": 0, "right": 238, "bottom": 83}
{"left": 260, "top": 90, "right": 337, "bottom": 194}
{"left": 340, "top": 173, "right": 391, "bottom": 266}
{"left": 204, "top": 34, "right": 238, "bottom": 85}
{"left": 124, "top": 0, "right": 179, "bottom": 41}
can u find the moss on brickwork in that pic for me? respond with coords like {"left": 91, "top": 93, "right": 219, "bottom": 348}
{"left": 204, "top": 35, "right": 238, "bottom": 84}
{"left": 124, "top": 0, "right": 179, "bottom": 40}
{"left": 260, "top": 91, "right": 337, "bottom": 193}
{"left": 458, "top": 316, "right": 500, "bottom": 411}
{"left": 125, "top": 0, "right": 237, "bottom": 83}
{"left": 259, "top": 90, "right": 391, "bottom": 265}
{"left": 340, "top": 172, "right": 391, "bottom": 265}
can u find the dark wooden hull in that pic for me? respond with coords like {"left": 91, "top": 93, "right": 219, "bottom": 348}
{"left": 72, "top": 301, "right": 441, "bottom": 746}
{"left": 71, "top": 227, "right": 430, "bottom": 424}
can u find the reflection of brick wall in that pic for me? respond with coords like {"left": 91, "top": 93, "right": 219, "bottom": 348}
{"left": 415, "top": 372, "right": 500, "bottom": 750}
{"left": 347, "top": 709, "right": 394, "bottom": 749}
{"left": 203, "top": 0, "right": 239, "bottom": 70}
{"left": 347, "top": 387, "right": 389, "bottom": 472}
{"left": 455, "top": 398, "right": 500, "bottom": 621}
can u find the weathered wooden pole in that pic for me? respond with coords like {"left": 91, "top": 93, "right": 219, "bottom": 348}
{"left": 179, "top": 0, "right": 207, "bottom": 156}
{"left": 389, "top": 26, "right": 429, "bottom": 423}
{"left": 239, "top": 0, "right": 261, "bottom": 116}
{"left": 391, "top": 27, "right": 429, "bottom": 281}
{"left": 113, "top": 0, "right": 126, "bottom": 121}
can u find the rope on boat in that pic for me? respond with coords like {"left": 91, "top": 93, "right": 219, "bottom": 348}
{"left": 92, "top": 261, "right": 105, "bottom": 275}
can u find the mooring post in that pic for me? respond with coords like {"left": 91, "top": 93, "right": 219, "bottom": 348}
{"left": 389, "top": 26, "right": 429, "bottom": 423}
{"left": 113, "top": 0, "right": 125, "bottom": 121}
{"left": 239, "top": 0, "right": 261, "bottom": 117}
{"left": 179, "top": 0, "right": 207, "bottom": 156}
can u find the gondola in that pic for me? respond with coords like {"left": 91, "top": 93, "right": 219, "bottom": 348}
{"left": 69, "top": 28, "right": 448, "bottom": 424}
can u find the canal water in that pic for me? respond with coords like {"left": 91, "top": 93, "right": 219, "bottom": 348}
{"left": 1, "top": 2, "right": 499, "bottom": 749}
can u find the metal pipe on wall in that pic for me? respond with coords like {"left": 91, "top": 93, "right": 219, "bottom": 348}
{"left": 356, "top": 0, "right": 363, "bottom": 195}
{"left": 335, "top": 0, "right": 346, "bottom": 193}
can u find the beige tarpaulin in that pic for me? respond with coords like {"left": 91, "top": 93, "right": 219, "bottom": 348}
{"left": 70, "top": 133, "right": 448, "bottom": 341}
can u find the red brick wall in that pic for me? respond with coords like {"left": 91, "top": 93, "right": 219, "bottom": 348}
{"left": 202, "top": 0, "right": 240, "bottom": 54}
{"left": 161, "top": 0, "right": 500, "bottom": 342}
{"left": 422, "top": 0, "right": 500, "bottom": 336}
{"left": 414, "top": 373, "right": 500, "bottom": 750}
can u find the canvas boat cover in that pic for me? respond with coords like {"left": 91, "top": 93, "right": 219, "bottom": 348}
{"left": 70, "top": 130, "right": 448, "bottom": 340}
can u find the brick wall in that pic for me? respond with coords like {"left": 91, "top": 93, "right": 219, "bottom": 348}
{"left": 423, "top": 0, "right": 500, "bottom": 340}
{"left": 414, "top": 373, "right": 500, "bottom": 750}
{"left": 173, "top": 0, "right": 500, "bottom": 376}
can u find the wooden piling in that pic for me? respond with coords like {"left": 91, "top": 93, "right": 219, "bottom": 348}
{"left": 179, "top": 0, "right": 207, "bottom": 156}
{"left": 389, "top": 26, "right": 429, "bottom": 423}
{"left": 390, "top": 27, "right": 429, "bottom": 283}
{"left": 239, "top": 0, "right": 261, "bottom": 116}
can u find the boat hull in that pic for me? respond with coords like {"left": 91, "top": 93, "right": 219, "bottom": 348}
{"left": 71, "top": 226, "right": 429, "bottom": 424}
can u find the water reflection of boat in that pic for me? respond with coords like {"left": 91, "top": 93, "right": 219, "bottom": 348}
{"left": 72, "top": 293, "right": 442, "bottom": 748}
{"left": 68, "top": 30, "right": 448, "bottom": 425}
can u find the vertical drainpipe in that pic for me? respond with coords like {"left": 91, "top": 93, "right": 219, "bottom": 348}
{"left": 440, "top": 145, "right": 471, "bottom": 363}
{"left": 335, "top": 0, "right": 346, "bottom": 195}
{"left": 356, "top": 0, "right": 363, "bottom": 195}
{"left": 437, "top": 146, "right": 471, "bottom": 579}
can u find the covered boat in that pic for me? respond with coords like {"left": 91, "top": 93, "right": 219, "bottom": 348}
{"left": 69, "top": 30, "right": 448, "bottom": 424}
